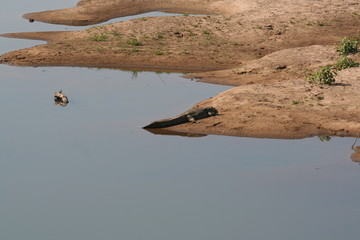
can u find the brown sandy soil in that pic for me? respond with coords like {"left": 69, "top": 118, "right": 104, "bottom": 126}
{"left": 1, "top": 0, "right": 360, "bottom": 139}
{"left": 170, "top": 67, "right": 360, "bottom": 139}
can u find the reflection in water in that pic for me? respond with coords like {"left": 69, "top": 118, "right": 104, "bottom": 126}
{"left": 351, "top": 139, "right": 360, "bottom": 164}
{"left": 54, "top": 99, "right": 68, "bottom": 107}
{"left": 318, "top": 136, "right": 331, "bottom": 142}
{"left": 144, "top": 128, "right": 207, "bottom": 137}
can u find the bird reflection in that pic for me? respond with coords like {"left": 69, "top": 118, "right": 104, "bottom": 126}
{"left": 350, "top": 139, "right": 360, "bottom": 164}
{"left": 54, "top": 99, "right": 68, "bottom": 107}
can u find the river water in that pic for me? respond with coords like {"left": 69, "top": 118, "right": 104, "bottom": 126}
{"left": 1, "top": 1, "right": 360, "bottom": 240}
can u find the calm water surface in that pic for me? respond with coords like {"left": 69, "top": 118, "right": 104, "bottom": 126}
{"left": 1, "top": 1, "right": 360, "bottom": 240}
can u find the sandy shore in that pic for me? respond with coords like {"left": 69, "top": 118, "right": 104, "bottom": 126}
{"left": 1, "top": 0, "right": 360, "bottom": 139}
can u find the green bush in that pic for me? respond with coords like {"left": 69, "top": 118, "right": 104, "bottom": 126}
{"left": 336, "top": 37, "right": 359, "bottom": 55}
{"left": 306, "top": 66, "right": 337, "bottom": 85}
{"left": 154, "top": 50, "right": 163, "bottom": 55}
{"left": 334, "top": 56, "right": 359, "bottom": 70}
{"left": 126, "top": 38, "right": 142, "bottom": 46}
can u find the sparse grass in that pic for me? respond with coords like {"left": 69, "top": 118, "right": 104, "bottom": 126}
{"left": 126, "top": 38, "right": 142, "bottom": 46}
{"left": 292, "top": 100, "right": 301, "bottom": 105}
{"left": 315, "top": 21, "right": 326, "bottom": 26}
{"left": 306, "top": 21, "right": 326, "bottom": 26}
{"left": 89, "top": 34, "right": 108, "bottom": 41}
{"left": 316, "top": 95, "right": 324, "bottom": 101}
{"left": 202, "top": 29, "right": 211, "bottom": 35}
{"left": 111, "top": 31, "right": 122, "bottom": 39}
{"left": 334, "top": 56, "right": 359, "bottom": 70}
{"left": 156, "top": 33, "right": 164, "bottom": 39}
{"left": 352, "top": 12, "right": 360, "bottom": 18}
{"left": 336, "top": 37, "right": 359, "bottom": 55}
{"left": 155, "top": 50, "right": 163, "bottom": 56}
{"left": 306, "top": 66, "right": 337, "bottom": 85}
{"left": 186, "top": 29, "right": 196, "bottom": 36}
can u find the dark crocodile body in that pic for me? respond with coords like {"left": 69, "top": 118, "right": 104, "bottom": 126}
{"left": 143, "top": 107, "right": 218, "bottom": 129}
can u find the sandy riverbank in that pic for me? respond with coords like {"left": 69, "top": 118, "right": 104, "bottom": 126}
{"left": 1, "top": 0, "right": 360, "bottom": 139}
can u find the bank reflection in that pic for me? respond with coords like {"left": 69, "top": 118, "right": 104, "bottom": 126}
{"left": 351, "top": 139, "right": 360, "bottom": 164}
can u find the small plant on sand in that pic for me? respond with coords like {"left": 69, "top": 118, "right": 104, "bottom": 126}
{"left": 111, "top": 31, "right": 122, "bottom": 39}
{"left": 154, "top": 50, "right": 163, "bottom": 56}
{"left": 186, "top": 29, "right": 196, "bottom": 36}
{"left": 306, "top": 66, "right": 337, "bottom": 85}
{"left": 334, "top": 56, "right": 359, "bottom": 70}
{"left": 126, "top": 38, "right": 142, "bottom": 46}
{"left": 156, "top": 32, "right": 164, "bottom": 39}
{"left": 202, "top": 29, "right": 211, "bottom": 35}
{"left": 336, "top": 37, "right": 359, "bottom": 55}
{"left": 315, "top": 21, "right": 326, "bottom": 26}
{"left": 90, "top": 33, "right": 109, "bottom": 41}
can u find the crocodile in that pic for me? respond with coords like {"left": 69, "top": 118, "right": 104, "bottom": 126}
{"left": 143, "top": 107, "right": 218, "bottom": 129}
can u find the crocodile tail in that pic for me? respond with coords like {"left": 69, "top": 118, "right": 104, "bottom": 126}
{"left": 143, "top": 115, "right": 189, "bottom": 129}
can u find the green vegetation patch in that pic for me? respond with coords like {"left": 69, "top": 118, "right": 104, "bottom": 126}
{"left": 306, "top": 66, "right": 337, "bottom": 85}
{"left": 336, "top": 37, "right": 359, "bottom": 55}
{"left": 334, "top": 56, "right": 359, "bottom": 70}
{"left": 89, "top": 33, "right": 109, "bottom": 42}
{"left": 126, "top": 38, "right": 142, "bottom": 46}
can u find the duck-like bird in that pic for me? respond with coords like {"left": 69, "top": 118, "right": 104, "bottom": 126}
{"left": 54, "top": 90, "right": 69, "bottom": 106}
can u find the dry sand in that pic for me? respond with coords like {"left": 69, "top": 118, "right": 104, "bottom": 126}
{"left": 1, "top": 0, "right": 360, "bottom": 139}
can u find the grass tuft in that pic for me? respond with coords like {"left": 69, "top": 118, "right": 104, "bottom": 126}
{"left": 306, "top": 66, "right": 337, "bottom": 85}
{"left": 336, "top": 37, "right": 359, "bottom": 55}
{"left": 334, "top": 56, "right": 359, "bottom": 70}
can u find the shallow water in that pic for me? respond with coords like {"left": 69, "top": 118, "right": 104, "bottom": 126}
{"left": 1, "top": 1, "right": 360, "bottom": 240}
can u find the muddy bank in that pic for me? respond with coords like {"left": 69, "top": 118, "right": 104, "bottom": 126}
{"left": 2, "top": 0, "right": 360, "bottom": 73}
{"left": 1, "top": 0, "right": 360, "bottom": 139}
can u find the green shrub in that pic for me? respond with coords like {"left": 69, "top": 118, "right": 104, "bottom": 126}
{"left": 306, "top": 66, "right": 337, "bottom": 85}
{"left": 336, "top": 37, "right": 359, "bottom": 55}
{"left": 155, "top": 50, "right": 163, "bottom": 55}
{"left": 126, "top": 38, "right": 142, "bottom": 46}
{"left": 334, "top": 56, "right": 359, "bottom": 70}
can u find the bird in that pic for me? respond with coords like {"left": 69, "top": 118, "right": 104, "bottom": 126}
{"left": 54, "top": 90, "right": 69, "bottom": 106}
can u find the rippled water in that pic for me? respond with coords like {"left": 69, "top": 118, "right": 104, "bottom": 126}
{"left": 1, "top": 1, "right": 360, "bottom": 240}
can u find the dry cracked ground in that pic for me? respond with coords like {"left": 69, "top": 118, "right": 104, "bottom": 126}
{"left": 1, "top": 0, "right": 360, "bottom": 139}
